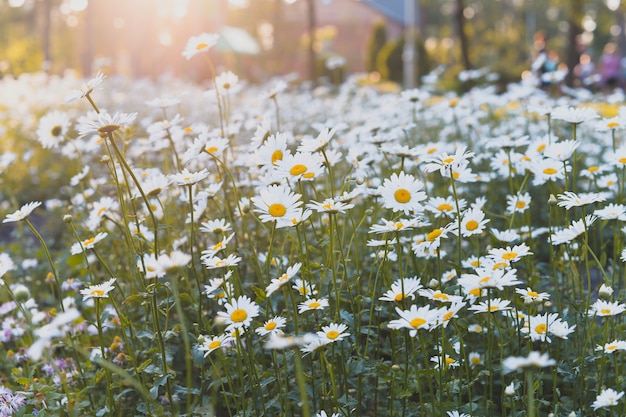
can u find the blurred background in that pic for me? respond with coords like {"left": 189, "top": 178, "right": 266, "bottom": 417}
{"left": 1, "top": 0, "right": 626, "bottom": 89}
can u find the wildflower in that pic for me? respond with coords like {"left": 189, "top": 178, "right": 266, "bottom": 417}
{"left": 275, "top": 151, "right": 325, "bottom": 182}
{"left": 0, "top": 385, "right": 26, "bottom": 414}
{"left": 255, "top": 132, "right": 290, "bottom": 169}
{"left": 315, "top": 411, "right": 340, "bottom": 417}
{"left": 594, "top": 203, "right": 626, "bottom": 220}
{"left": 502, "top": 351, "right": 556, "bottom": 373}
{"left": 198, "top": 334, "right": 232, "bottom": 357}
{"left": 459, "top": 208, "right": 489, "bottom": 237}
{"left": 369, "top": 217, "right": 424, "bottom": 234}
{"left": 3, "top": 201, "right": 42, "bottom": 223}
{"left": 425, "top": 196, "right": 466, "bottom": 219}
{"left": 596, "top": 340, "right": 626, "bottom": 354}
{"left": 468, "top": 352, "right": 483, "bottom": 368}
{"left": 298, "top": 126, "right": 340, "bottom": 153}
{"left": 87, "top": 196, "right": 120, "bottom": 231}
{"left": 515, "top": 287, "right": 550, "bottom": 304}
{"left": 504, "top": 383, "right": 516, "bottom": 396}
{"left": 591, "top": 388, "right": 624, "bottom": 410}
{"left": 36, "top": 111, "right": 71, "bottom": 149}
{"left": 557, "top": 191, "right": 606, "bottom": 210}
{"left": 28, "top": 308, "right": 81, "bottom": 361}
{"left": 459, "top": 266, "right": 520, "bottom": 291}
{"left": 292, "top": 278, "right": 317, "bottom": 297}
{"left": 202, "top": 254, "right": 242, "bottom": 270}
{"left": 168, "top": 168, "right": 210, "bottom": 186}
{"left": 543, "top": 140, "right": 579, "bottom": 161}
{"left": 506, "top": 192, "right": 531, "bottom": 214}
{"left": 447, "top": 412, "right": 470, "bottom": 417}
{"left": 435, "top": 302, "right": 466, "bottom": 328}
{"left": 377, "top": 171, "right": 427, "bottom": 215}
{"left": 215, "top": 70, "right": 240, "bottom": 93}
{"left": 77, "top": 111, "right": 137, "bottom": 138}
{"left": 317, "top": 322, "right": 350, "bottom": 345}
{"left": 298, "top": 298, "right": 329, "bottom": 314}
{"left": 182, "top": 33, "right": 220, "bottom": 59}
{"left": 589, "top": 299, "right": 626, "bottom": 317}
{"left": 379, "top": 277, "right": 423, "bottom": 302}
{"left": 422, "top": 145, "right": 475, "bottom": 177}
{"left": 266, "top": 262, "right": 302, "bottom": 297}
{"left": 521, "top": 313, "right": 561, "bottom": 343}
{"left": 418, "top": 289, "right": 464, "bottom": 304}
{"left": 200, "top": 218, "right": 232, "bottom": 234}
{"left": 251, "top": 184, "right": 303, "bottom": 228}
{"left": 413, "top": 221, "right": 457, "bottom": 254}
{"left": 431, "top": 354, "right": 460, "bottom": 369}
{"left": 217, "top": 295, "right": 259, "bottom": 331}
{"left": 487, "top": 243, "right": 533, "bottom": 265}
{"left": 255, "top": 316, "right": 287, "bottom": 336}
{"left": 599, "top": 283, "right": 615, "bottom": 298}
{"left": 551, "top": 105, "right": 599, "bottom": 124}
{"left": 307, "top": 198, "right": 354, "bottom": 214}
{"left": 65, "top": 71, "right": 106, "bottom": 103}
{"left": 79, "top": 278, "right": 117, "bottom": 301}
{"left": 490, "top": 228, "right": 521, "bottom": 243}
{"left": 550, "top": 215, "right": 597, "bottom": 245}
{"left": 530, "top": 157, "right": 567, "bottom": 186}
{"left": 201, "top": 233, "right": 235, "bottom": 259}
{"left": 70, "top": 232, "right": 108, "bottom": 255}
{"left": 204, "top": 277, "right": 233, "bottom": 304}
{"left": 468, "top": 298, "right": 512, "bottom": 314}
{"left": 388, "top": 305, "right": 437, "bottom": 337}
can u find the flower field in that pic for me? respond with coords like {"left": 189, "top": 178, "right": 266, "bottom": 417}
{"left": 2, "top": 38, "right": 626, "bottom": 417}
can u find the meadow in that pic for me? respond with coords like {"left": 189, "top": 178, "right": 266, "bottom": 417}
{"left": 1, "top": 34, "right": 626, "bottom": 416}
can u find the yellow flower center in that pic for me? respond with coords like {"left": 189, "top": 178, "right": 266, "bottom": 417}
{"left": 394, "top": 293, "right": 405, "bottom": 302}
{"left": 443, "top": 311, "right": 454, "bottom": 321}
{"left": 601, "top": 308, "right": 612, "bottom": 315}
{"left": 479, "top": 277, "right": 491, "bottom": 284}
{"left": 208, "top": 340, "right": 221, "bottom": 349}
{"left": 303, "top": 172, "right": 315, "bottom": 179}
{"left": 51, "top": 125, "right": 63, "bottom": 136}
{"left": 308, "top": 301, "right": 321, "bottom": 309}
{"left": 82, "top": 237, "right": 96, "bottom": 247}
{"left": 195, "top": 42, "right": 208, "bottom": 50}
{"left": 469, "top": 288, "right": 481, "bottom": 297}
{"left": 326, "top": 330, "right": 340, "bottom": 340}
{"left": 212, "top": 241, "right": 224, "bottom": 251}
{"left": 433, "top": 293, "right": 449, "bottom": 300}
{"left": 465, "top": 220, "right": 479, "bottom": 231}
{"left": 91, "top": 289, "right": 105, "bottom": 297}
{"left": 535, "top": 323, "right": 547, "bottom": 334}
{"left": 290, "top": 164, "right": 307, "bottom": 176}
{"left": 410, "top": 317, "right": 426, "bottom": 328}
{"left": 443, "top": 157, "right": 455, "bottom": 164}
{"left": 271, "top": 150, "right": 283, "bottom": 165}
{"left": 268, "top": 203, "right": 287, "bottom": 217}
{"left": 488, "top": 305, "right": 500, "bottom": 312}
{"left": 537, "top": 144, "right": 546, "bottom": 152}
{"left": 619, "top": 157, "right": 626, "bottom": 164}
{"left": 265, "top": 322, "right": 277, "bottom": 331}
{"left": 471, "top": 356, "right": 481, "bottom": 364}
{"left": 206, "top": 146, "right": 218, "bottom": 154}
{"left": 437, "top": 203, "right": 453, "bottom": 211}
{"left": 543, "top": 167, "right": 557, "bottom": 175}
{"left": 323, "top": 203, "right": 333, "bottom": 210}
{"left": 516, "top": 201, "right": 526, "bottom": 209}
{"left": 427, "top": 229, "right": 442, "bottom": 242}
{"left": 607, "top": 344, "right": 618, "bottom": 351}
{"left": 231, "top": 309, "right": 248, "bottom": 323}
{"left": 502, "top": 252, "right": 517, "bottom": 261}
{"left": 394, "top": 222, "right": 404, "bottom": 229}
{"left": 492, "top": 262, "right": 508, "bottom": 270}
{"left": 452, "top": 171, "right": 460, "bottom": 179}
{"left": 588, "top": 165, "right": 599, "bottom": 172}
{"left": 527, "top": 291, "right": 539, "bottom": 297}
{"left": 394, "top": 188, "right": 411, "bottom": 203}
{"left": 445, "top": 357, "right": 455, "bottom": 365}
{"left": 608, "top": 121, "right": 620, "bottom": 128}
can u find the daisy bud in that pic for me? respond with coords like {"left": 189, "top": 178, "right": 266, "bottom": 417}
{"left": 356, "top": 176, "right": 365, "bottom": 185}
{"left": 548, "top": 194, "right": 558, "bottom": 206}
{"left": 100, "top": 155, "right": 110, "bottom": 163}
{"left": 428, "top": 278, "right": 439, "bottom": 289}
{"left": 12, "top": 284, "right": 30, "bottom": 302}
{"left": 599, "top": 283, "right": 614, "bottom": 299}
{"left": 63, "top": 214, "right": 73, "bottom": 223}
{"left": 391, "top": 364, "right": 401, "bottom": 372}
{"left": 504, "top": 382, "right": 515, "bottom": 396}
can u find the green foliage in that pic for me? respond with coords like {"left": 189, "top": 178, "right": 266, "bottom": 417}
{"left": 376, "top": 35, "right": 431, "bottom": 84}
{"left": 365, "top": 20, "right": 387, "bottom": 73}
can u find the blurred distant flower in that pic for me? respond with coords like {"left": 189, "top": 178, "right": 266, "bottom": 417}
{"left": 591, "top": 388, "right": 624, "bottom": 410}
{"left": 36, "top": 111, "right": 71, "bottom": 149}
{"left": 3, "top": 201, "right": 41, "bottom": 223}
{"left": 65, "top": 71, "right": 106, "bottom": 103}
{"left": 80, "top": 278, "right": 116, "bottom": 301}
{"left": 182, "top": 33, "right": 220, "bottom": 60}
{"left": 551, "top": 105, "right": 599, "bottom": 125}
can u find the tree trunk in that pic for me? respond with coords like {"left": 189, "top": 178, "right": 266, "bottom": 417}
{"left": 565, "top": 0, "right": 583, "bottom": 87}
{"left": 454, "top": 0, "right": 471, "bottom": 71}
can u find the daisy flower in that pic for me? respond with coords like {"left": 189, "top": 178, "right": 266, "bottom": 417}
{"left": 255, "top": 316, "right": 287, "bottom": 336}
{"left": 521, "top": 313, "right": 560, "bottom": 343}
{"left": 487, "top": 243, "right": 533, "bottom": 265}
{"left": 530, "top": 157, "right": 567, "bottom": 186}
{"left": 435, "top": 302, "right": 466, "bottom": 328}
{"left": 424, "top": 196, "right": 466, "bottom": 219}
{"left": 168, "top": 168, "right": 210, "bottom": 186}
{"left": 199, "top": 218, "right": 232, "bottom": 234}
{"left": 515, "top": 287, "right": 550, "bottom": 304}
{"left": 275, "top": 151, "right": 325, "bottom": 182}
{"left": 596, "top": 340, "right": 626, "bottom": 354}
{"left": 379, "top": 277, "right": 423, "bottom": 302}
{"left": 182, "top": 33, "right": 220, "bottom": 60}
{"left": 204, "top": 277, "right": 233, "bottom": 304}
{"left": 297, "top": 298, "right": 329, "bottom": 314}
{"left": 36, "top": 111, "right": 71, "bottom": 149}
{"left": 588, "top": 299, "right": 626, "bottom": 317}
{"left": 314, "top": 411, "right": 340, "bottom": 417}
{"left": 557, "top": 191, "right": 606, "bottom": 210}
{"left": 377, "top": 171, "right": 427, "bottom": 215}
{"left": 198, "top": 334, "right": 232, "bottom": 357}
{"left": 591, "top": 388, "right": 624, "bottom": 410}
{"left": 254, "top": 132, "right": 290, "bottom": 169}
{"left": 468, "top": 352, "right": 483, "bottom": 368}
{"left": 550, "top": 215, "right": 597, "bottom": 245}
{"left": 65, "top": 71, "right": 106, "bottom": 103}
{"left": 266, "top": 262, "right": 302, "bottom": 297}
{"left": 506, "top": 192, "right": 531, "bottom": 214}
{"left": 252, "top": 185, "right": 303, "bottom": 227}
{"left": 201, "top": 233, "right": 235, "bottom": 259}
{"left": 543, "top": 140, "right": 579, "bottom": 162}
{"left": 71, "top": 232, "right": 108, "bottom": 255}
{"left": 388, "top": 305, "right": 437, "bottom": 336}
{"left": 467, "top": 298, "right": 512, "bottom": 314}
{"left": 422, "top": 145, "right": 475, "bottom": 177}
{"left": 369, "top": 217, "right": 424, "bottom": 234}
{"left": 80, "top": 278, "right": 117, "bottom": 301}
{"left": 307, "top": 198, "right": 354, "bottom": 214}
{"left": 202, "top": 254, "right": 242, "bottom": 270}
{"left": 317, "top": 322, "right": 350, "bottom": 345}
{"left": 217, "top": 295, "right": 260, "bottom": 331}
{"left": 298, "top": 126, "right": 340, "bottom": 153}
{"left": 77, "top": 111, "right": 137, "bottom": 138}
{"left": 418, "top": 289, "right": 464, "bottom": 304}
{"left": 215, "top": 70, "right": 240, "bottom": 93}
{"left": 490, "top": 228, "right": 521, "bottom": 243}
{"left": 3, "top": 201, "right": 42, "bottom": 223}
{"left": 292, "top": 278, "right": 317, "bottom": 297}
{"left": 503, "top": 351, "right": 555, "bottom": 373}
{"left": 551, "top": 105, "right": 599, "bottom": 124}
{"left": 594, "top": 203, "right": 626, "bottom": 220}
{"left": 459, "top": 208, "right": 489, "bottom": 237}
